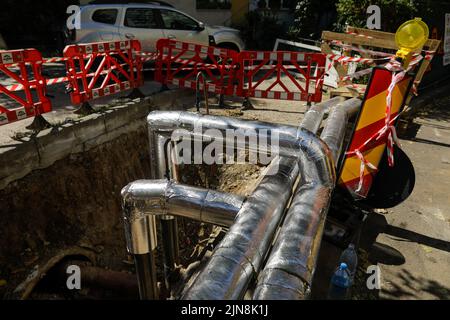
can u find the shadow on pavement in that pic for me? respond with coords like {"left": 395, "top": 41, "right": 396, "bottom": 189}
{"left": 381, "top": 268, "right": 450, "bottom": 299}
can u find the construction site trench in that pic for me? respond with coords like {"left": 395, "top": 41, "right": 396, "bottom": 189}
{"left": 0, "top": 89, "right": 268, "bottom": 300}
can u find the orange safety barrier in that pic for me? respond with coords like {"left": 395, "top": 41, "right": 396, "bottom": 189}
{"left": 155, "top": 39, "right": 239, "bottom": 95}
{"left": 0, "top": 49, "right": 52, "bottom": 125}
{"left": 63, "top": 40, "right": 144, "bottom": 105}
{"left": 236, "top": 51, "right": 326, "bottom": 103}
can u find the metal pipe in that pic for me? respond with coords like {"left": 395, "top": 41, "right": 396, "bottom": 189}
{"left": 182, "top": 126, "right": 335, "bottom": 299}
{"left": 147, "top": 111, "right": 300, "bottom": 139}
{"left": 320, "top": 98, "right": 361, "bottom": 163}
{"left": 182, "top": 156, "right": 300, "bottom": 300}
{"left": 122, "top": 179, "right": 245, "bottom": 299}
{"left": 134, "top": 253, "right": 158, "bottom": 300}
{"left": 151, "top": 131, "right": 180, "bottom": 292}
{"left": 196, "top": 71, "right": 209, "bottom": 114}
{"left": 147, "top": 111, "right": 336, "bottom": 170}
{"left": 300, "top": 97, "right": 345, "bottom": 134}
{"left": 252, "top": 98, "right": 361, "bottom": 300}
{"left": 57, "top": 261, "right": 139, "bottom": 297}
{"left": 145, "top": 111, "right": 336, "bottom": 300}
{"left": 122, "top": 180, "right": 245, "bottom": 240}
{"left": 252, "top": 154, "right": 333, "bottom": 300}
{"left": 126, "top": 107, "right": 344, "bottom": 300}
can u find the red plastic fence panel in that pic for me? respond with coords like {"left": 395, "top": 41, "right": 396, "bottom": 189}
{"left": 236, "top": 51, "right": 326, "bottom": 103}
{"left": 0, "top": 49, "right": 52, "bottom": 125}
{"left": 63, "top": 40, "right": 143, "bottom": 105}
{"left": 155, "top": 39, "right": 239, "bottom": 95}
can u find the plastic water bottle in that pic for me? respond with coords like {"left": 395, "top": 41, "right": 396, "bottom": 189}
{"left": 339, "top": 244, "right": 358, "bottom": 284}
{"left": 327, "top": 263, "right": 351, "bottom": 300}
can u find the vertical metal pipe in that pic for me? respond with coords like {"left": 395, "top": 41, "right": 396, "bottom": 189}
{"left": 154, "top": 133, "right": 180, "bottom": 290}
{"left": 134, "top": 252, "right": 159, "bottom": 300}
{"left": 122, "top": 184, "right": 159, "bottom": 300}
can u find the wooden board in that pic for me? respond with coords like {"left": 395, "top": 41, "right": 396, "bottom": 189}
{"left": 330, "top": 84, "right": 367, "bottom": 99}
{"left": 321, "top": 27, "right": 441, "bottom": 106}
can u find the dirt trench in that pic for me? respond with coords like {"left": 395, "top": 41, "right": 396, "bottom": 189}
{"left": 0, "top": 116, "right": 264, "bottom": 299}
{"left": 0, "top": 128, "right": 151, "bottom": 298}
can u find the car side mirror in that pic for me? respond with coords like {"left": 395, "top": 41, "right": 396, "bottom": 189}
{"left": 196, "top": 22, "right": 205, "bottom": 31}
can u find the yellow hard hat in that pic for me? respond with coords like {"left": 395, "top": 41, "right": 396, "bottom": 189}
{"left": 395, "top": 18, "right": 429, "bottom": 52}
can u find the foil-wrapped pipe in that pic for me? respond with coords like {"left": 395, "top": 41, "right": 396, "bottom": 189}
{"left": 300, "top": 97, "right": 345, "bottom": 134}
{"left": 182, "top": 157, "right": 300, "bottom": 300}
{"left": 253, "top": 153, "right": 334, "bottom": 300}
{"left": 253, "top": 98, "right": 361, "bottom": 300}
{"left": 122, "top": 180, "right": 245, "bottom": 254}
{"left": 147, "top": 111, "right": 301, "bottom": 140}
{"left": 150, "top": 131, "right": 180, "bottom": 291}
{"left": 122, "top": 179, "right": 246, "bottom": 299}
{"left": 320, "top": 98, "right": 361, "bottom": 163}
{"left": 149, "top": 111, "right": 334, "bottom": 174}
{"left": 143, "top": 110, "right": 342, "bottom": 300}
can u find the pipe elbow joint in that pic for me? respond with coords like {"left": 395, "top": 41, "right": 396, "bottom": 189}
{"left": 121, "top": 180, "right": 168, "bottom": 255}
{"left": 295, "top": 128, "right": 336, "bottom": 186}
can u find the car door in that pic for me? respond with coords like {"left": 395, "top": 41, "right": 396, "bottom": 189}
{"left": 118, "top": 7, "right": 165, "bottom": 53}
{"left": 158, "top": 8, "right": 209, "bottom": 45}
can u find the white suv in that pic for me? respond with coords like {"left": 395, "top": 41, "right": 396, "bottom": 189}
{"left": 67, "top": 3, "right": 245, "bottom": 53}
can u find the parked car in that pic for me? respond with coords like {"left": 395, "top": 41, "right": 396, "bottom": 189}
{"left": 65, "top": 3, "right": 245, "bottom": 53}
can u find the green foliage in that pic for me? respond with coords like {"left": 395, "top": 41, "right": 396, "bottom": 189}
{"left": 288, "top": 0, "right": 434, "bottom": 41}
{"left": 288, "top": 0, "right": 316, "bottom": 39}
{"left": 288, "top": 0, "right": 337, "bottom": 39}
{"left": 335, "top": 0, "right": 432, "bottom": 32}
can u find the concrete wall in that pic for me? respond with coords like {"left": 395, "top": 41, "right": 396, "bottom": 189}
{"left": 0, "top": 90, "right": 192, "bottom": 191}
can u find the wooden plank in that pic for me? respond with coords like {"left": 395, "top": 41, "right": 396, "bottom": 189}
{"left": 322, "top": 31, "right": 398, "bottom": 50}
{"left": 405, "top": 39, "right": 441, "bottom": 105}
{"left": 347, "top": 27, "right": 441, "bottom": 50}
{"left": 330, "top": 84, "right": 367, "bottom": 98}
{"left": 322, "top": 27, "right": 441, "bottom": 97}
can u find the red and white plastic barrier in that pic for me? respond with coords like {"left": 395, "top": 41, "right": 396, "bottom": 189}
{"left": 0, "top": 49, "right": 52, "bottom": 126}
{"left": 155, "top": 38, "right": 239, "bottom": 95}
{"left": 237, "top": 50, "right": 326, "bottom": 103}
{"left": 63, "top": 40, "right": 144, "bottom": 105}
{"left": 0, "top": 38, "right": 435, "bottom": 128}
{"left": 155, "top": 39, "right": 326, "bottom": 103}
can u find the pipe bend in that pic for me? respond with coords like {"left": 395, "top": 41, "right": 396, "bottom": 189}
{"left": 122, "top": 179, "right": 245, "bottom": 255}
{"left": 122, "top": 179, "right": 169, "bottom": 222}
{"left": 294, "top": 127, "right": 336, "bottom": 186}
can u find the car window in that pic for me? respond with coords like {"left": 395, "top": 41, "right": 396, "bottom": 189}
{"left": 160, "top": 10, "right": 198, "bottom": 31}
{"left": 92, "top": 9, "right": 118, "bottom": 25}
{"left": 125, "top": 8, "right": 159, "bottom": 29}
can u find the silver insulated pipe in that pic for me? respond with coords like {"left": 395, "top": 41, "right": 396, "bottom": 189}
{"left": 121, "top": 179, "right": 245, "bottom": 299}
{"left": 178, "top": 130, "right": 335, "bottom": 299}
{"left": 253, "top": 98, "right": 361, "bottom": 300}
{"left": 123, "top": 96, "right": 358, "bottom": 300}
{"left": 182, "top": 156, "right": 299, "bottom": 299}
